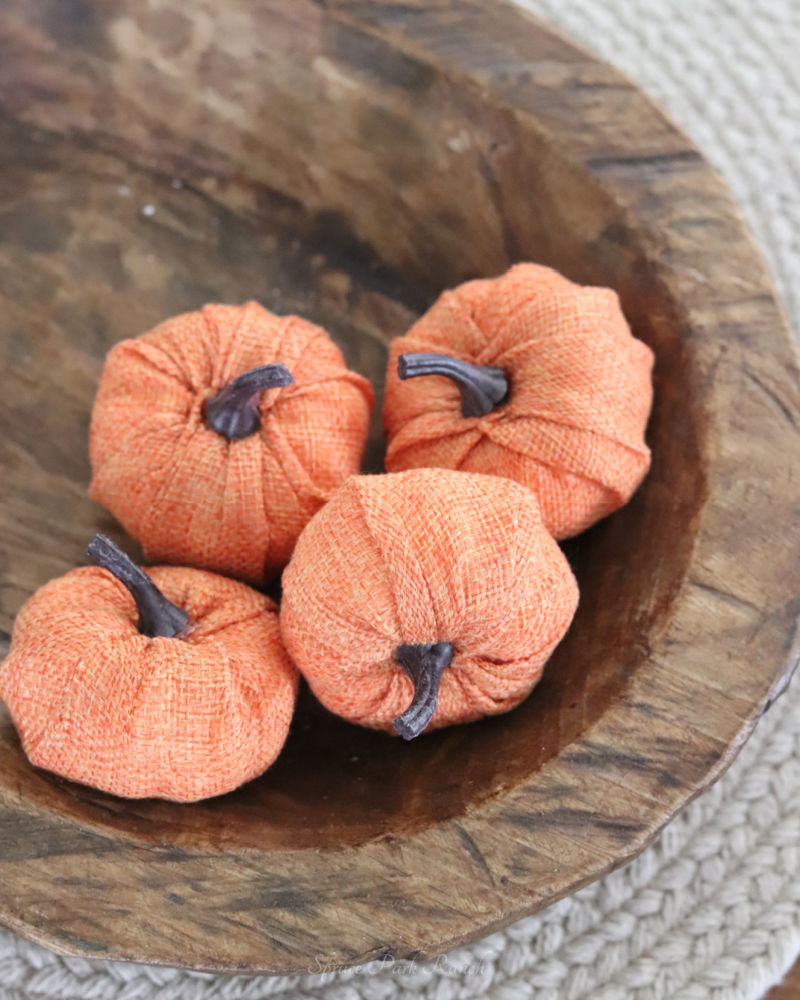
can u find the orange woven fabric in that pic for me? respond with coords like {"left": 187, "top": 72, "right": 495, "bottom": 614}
{"left": 383, "top": 264, "right": 654, "bottom": 538}
{"left": 89, "top": 301, "right": 374, "bottom": 584}
{"left": 0, "top": 565, "right": 298, "bottom": 801}
{"left": 280, "top": 468, "right": 578, "bottom": 735}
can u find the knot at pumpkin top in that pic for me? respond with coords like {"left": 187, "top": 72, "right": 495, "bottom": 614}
{"left": 383, "top": 264, "right": 654, "bottom": 538}
{"left": 280, "top": 468, "right": 578, "bottom": 736}
{"left": 0, "top": 563, "right": 298, "bottom": 801}
{"left": 89, "top": 301, "right": 374, "bottom": 584}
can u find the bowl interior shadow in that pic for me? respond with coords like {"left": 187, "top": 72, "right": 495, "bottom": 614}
{"left": 0, "top": 96, "right": 704, "bottom": 850}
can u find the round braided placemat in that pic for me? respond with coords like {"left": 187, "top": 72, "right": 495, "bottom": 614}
{"left": 1, "top": 1, "right": 798, "bottom": 997}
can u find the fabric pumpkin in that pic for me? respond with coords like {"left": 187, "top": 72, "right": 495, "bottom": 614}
{"left": 383, "top": 264, "right": 654, "bottom": 539}
{"left": 0, "top": 536, "right": 298, "bottom": 802}
{"left": 280, "top": 468, "right": 578, "bottom": 739}
{"left": 89, "top": 301, "right": 374, "bottom": 584}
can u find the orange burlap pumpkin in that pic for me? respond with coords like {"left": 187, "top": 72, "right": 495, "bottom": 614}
{"left": 280, "top": 468, "right": 578, "bottom": 739}
{"left": 0, "top": 536, "right": 298, "bottom": 802}
{"left": 383, "top": 264, "right": 654, "bottom": 539}
{"left": 89, "top": 301, "right": 374, "bottom": 584}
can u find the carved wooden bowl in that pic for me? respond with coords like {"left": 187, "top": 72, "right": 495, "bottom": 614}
{"left": 0, "top": 0, "right": 798, "bottom": 975}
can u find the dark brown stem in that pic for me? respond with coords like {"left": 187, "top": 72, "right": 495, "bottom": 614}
{"left": 393, "top": 642, "right": 454, "bottom": 740}
{"left": 87, "top": 534, "right": 190, "bottom": 638}
{"left": 204, "top": 363, "right": 294, "bottom": 440}
{"left": 398, "top": 352, "right": 508, "bottom": 418}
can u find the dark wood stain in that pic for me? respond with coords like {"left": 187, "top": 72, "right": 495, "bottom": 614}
{"left": 327, "top": 20, "right": 436, "bottom": 91}
{"left": 38, "top": 0, "right": 112, "bottom": 53}
{"left": 0, "top": 203, "right": 73, "bottom": 254}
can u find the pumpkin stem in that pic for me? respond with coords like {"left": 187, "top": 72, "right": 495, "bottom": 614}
{"left": 204, "top": 363, "right": 295, "bottom": 440}
{"left": 393, "top": 642, "right": 454, "bottom": 740}
{"left": 87, "top": 534, "right": 190, "bottom": 639}
{"left": 398, "top": 352, "right": 508, "bottom": 418}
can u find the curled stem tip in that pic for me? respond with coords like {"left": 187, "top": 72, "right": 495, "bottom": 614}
{"left": 87, "top": 534, "right": 190, "bottom": 639}
{"left": 393, "top": 641, "right": 454, "bottom": 741}
{"left": 398, "top": 352, "right": 508, "bottom": 418}
{"left": 204, "top": 362, "right": 295, "bottom": 440}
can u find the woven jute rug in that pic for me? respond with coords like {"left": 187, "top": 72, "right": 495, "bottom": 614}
{"left": 2, "top": 1, "right": 798, "bottom": 998}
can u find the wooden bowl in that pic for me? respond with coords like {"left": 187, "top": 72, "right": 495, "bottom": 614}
{"left": 0, "top": 0, "right": 798, "bottom": 975}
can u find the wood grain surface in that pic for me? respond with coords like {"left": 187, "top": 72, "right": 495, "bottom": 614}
{"left": 0, "top": 0, "right": 798, "bottom": 974}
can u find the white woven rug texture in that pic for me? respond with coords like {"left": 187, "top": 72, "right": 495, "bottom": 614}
{"left": 2, "top": 1, "right": 799, "bottom": 998}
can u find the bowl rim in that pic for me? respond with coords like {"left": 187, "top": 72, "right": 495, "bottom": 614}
{"left": 0, "top": 0, "right": 798, "bottom": 974}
